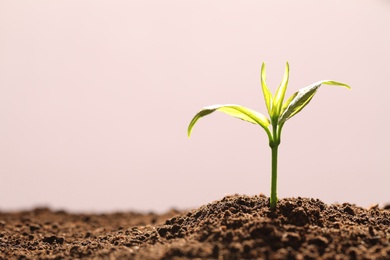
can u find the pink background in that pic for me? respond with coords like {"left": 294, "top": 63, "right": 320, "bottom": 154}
{"left": 1, "top": 1, "right": 389, "bottom": 212}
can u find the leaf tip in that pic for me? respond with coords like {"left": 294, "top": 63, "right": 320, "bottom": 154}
{"left": 187, "top": 123, "right": 194, "bottom": 138}
{"left": 261, "top": 62, "right": 266, "bottom": 75}
{"left": 285, "top": 62, "right": 290, "bottom": 77}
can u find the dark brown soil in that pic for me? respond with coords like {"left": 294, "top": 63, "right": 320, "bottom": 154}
{"left": 1, "top": 195, "right": 389, "bottom": 259}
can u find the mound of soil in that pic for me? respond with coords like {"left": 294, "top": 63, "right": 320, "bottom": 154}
{"left": 1, "top": 195, "right": 389, "bottom": 259}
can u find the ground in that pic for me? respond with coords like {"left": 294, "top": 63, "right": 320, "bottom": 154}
{"left": 1, "top": 195, "right": 389, "bottom": 259}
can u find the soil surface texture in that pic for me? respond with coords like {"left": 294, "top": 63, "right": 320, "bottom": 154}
{"left": 1, "top": 194, "right": 389, "bottom": 259}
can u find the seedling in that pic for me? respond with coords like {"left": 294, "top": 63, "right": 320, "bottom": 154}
{"left": 187, "top": 62, "right": 350, "bottom": 208}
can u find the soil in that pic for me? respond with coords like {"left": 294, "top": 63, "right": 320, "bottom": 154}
{"left": 1, "top": 195, "right": 389, "bottom": 260}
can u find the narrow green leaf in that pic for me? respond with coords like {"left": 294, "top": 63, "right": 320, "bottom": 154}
{"left": 260, "top": 62, "right": 273, "bottom": 115}
{"left": 278, "top": 80, "right": 351, "bottom": 124}
{"left": 321, "top": 80, "right": 351, "bottom": 89}
{"left": 187, "top": 104, "right": 270, "bottom": 137}
{"left": 271, "top": 62, "right": 290, "bottom": 118}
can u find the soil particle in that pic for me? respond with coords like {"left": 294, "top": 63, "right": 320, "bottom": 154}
{"left": 1, "top": 195, "right": 389, "bottom": 259}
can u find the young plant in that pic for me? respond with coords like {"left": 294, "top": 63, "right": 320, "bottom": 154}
{"left": 187, "top": 62, "right": 350, "bottom": 208}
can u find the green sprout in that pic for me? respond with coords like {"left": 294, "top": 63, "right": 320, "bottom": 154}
{"left": 187, "top": 62, "right": 351, "bottom": 208}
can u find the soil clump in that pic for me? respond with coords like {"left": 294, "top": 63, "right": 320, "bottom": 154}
{"left": 1, "top": 195, "right": 389, "bottom": 259}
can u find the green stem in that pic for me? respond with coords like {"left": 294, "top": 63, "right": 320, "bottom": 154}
{"left": 270, "top": 144, "right": 278, "bottom": 208}
{"left": 269, "top": 123, "right": 280, "bottom": 209}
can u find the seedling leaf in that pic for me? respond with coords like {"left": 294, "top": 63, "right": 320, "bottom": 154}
{"left": 279, "top": 80, "right": 351, "bottom": 124}
{"left": 187, "top": 104, "right": 270, "bottom": 137}
{"left": 271, "top": 62, "right": 290, "bottom": 118}
{"left": 261, "top": 63, "right": 273, "bottom": 115}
